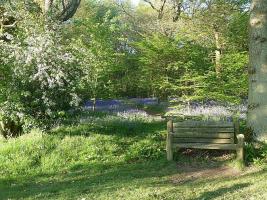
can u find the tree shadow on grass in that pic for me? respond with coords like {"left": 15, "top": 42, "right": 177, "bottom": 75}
{"left": 0, "top": 162, "right": 265, "bottom": 200}
{"left": 197, "top": 183, "right": 250, "bottom": 200}
{"left": 158, "top": 168, "right": 267, "bottom": 199}
{"left": 0, "top": 159, "right": 176, "bottom": 200}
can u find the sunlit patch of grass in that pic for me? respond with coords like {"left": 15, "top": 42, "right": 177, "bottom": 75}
{"left": 0, "top": 112, "right": 166, "bottom": 177}
{"left": 0, "top": 111, "right": 267, "bottom": 199}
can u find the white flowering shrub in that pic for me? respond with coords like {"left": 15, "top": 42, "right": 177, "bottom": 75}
{"left": 0, "top": 18, "right": 82, "bottom": 134}
{"left": 12, "top": 30, "right": 80, "bottom": 116}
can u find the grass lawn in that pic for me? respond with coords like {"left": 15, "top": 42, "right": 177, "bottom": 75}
{"left": 0, "top": 111, "right": 267, "bottom": 200}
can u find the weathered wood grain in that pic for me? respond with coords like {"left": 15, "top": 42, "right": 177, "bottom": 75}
{"left": 173, "top": 120, "right": 233, "bottom": 128}
{"left": 166, "top": 132, "right": 173, "bottom": 161}
{"left": 171, "top": 132, "right": 234, "bottom": 139}
{"left": 167, "top": 120, "right": 173, "bottom": 133}
{"left": 173, "top": 138, "right": 234, "bottom": 144}
{"left": 166, "top": 120, "right": 244, "bottom": 163}
{"left": 173, "top": 143, "right": 238, "bottom": 150}
{"left": 236, "top": 134, "right": 245, "bottom": 163}
{"left": 173, "top": 127, "right": 234, "bottom": 133}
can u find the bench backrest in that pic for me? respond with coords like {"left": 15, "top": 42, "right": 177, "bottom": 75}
{"left": 168, "top": 120, "right": 238, "bottom": 144}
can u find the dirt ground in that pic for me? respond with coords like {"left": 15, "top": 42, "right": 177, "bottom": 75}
{"left": 170, "top": 149, "right": 261, "bottom": 184}
{"left": 170, "top": 165, "right": 241, "bottom": 184}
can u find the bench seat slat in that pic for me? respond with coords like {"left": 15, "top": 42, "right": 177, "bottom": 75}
{"left": 173, "top": 127, "right": 234, "bottom": 133}
{"left": 171, "top": 132, "right": 234, "bottom": 139}
{"left": 173, "top": 125, "right": 234, "bottom": 128}
{"left": 173, "top": 121, "right": 233, "bottom": 128}
{"left": 173, "top": 143, "right": 238, "bottom": 150}
{"left": 173, "top": 138, "right": 234, "bottom": 144}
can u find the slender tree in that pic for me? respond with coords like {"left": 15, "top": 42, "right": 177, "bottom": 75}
{"left": 44, "top": 0, "right": 81, "bottom": 21}
{"left": 248, "top": 0, "right": 267, "bottom": 141}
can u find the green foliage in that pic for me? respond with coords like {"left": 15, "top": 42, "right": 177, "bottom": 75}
{"left": 205, "top": 52, "right": 248, "bottom": 103}
{"left": 125, "top": 132, "right": 165, "bottom": 161}
{"left": 143, "top": 104, "right": 166, "bottom": 115}
{"left": 245, "top": 143, "right": 267, "bottom": 166}
{"left": 226, "top": 12, "right": 249, "bottom": 51}
{"left": 135, "top": 34, "right": 212, "bottom": 100}
{"left": 0, "top": 130, "right": 45, "bottom": 176}
{"left": 0, "top": 112, "right": 165, "bottom": 176}
{"left": 11, "top": 29, "right": 81, "bottom": 118}
{"left": 1, "top": 112, "right": 267, "bottom": 199}
{"left": 0, "top": 102, "right": 24, "bottom": 138}
{"left": 0, "top": 1, "right": 266, "bottom": 199}
{"left": 0, "top": 0, "right": 250, "bottom": 137}
{"left": 0, "top": 2, "right": 82, "bottom": 134}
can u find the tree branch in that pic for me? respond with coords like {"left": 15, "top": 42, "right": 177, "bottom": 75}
{"left": 144, "top": 0, "right": 167, "bottom": 20}
{"left": 2, "top": 21, "right": 16, "bottom": 28}
{"left": 115, "top": 1, "right": 135, "bottom": 19}
{"left": 45, "top": 0, "right": 81, "bottom": 21}
{"left": 158, "top": 0, "right": 166, "bottom": 19}
{"left": 143, "top": 0, "right": 159, "bottom": 12}
{"left": 59, "top": 0, "right": 81, "bottom": 21}
{"left": 172, "top": 0, "right": 182, "bottom": 22}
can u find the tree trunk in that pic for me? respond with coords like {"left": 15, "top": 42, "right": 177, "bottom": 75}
{"left": 248, "top": 0, "right": 267, "bottom": 141}
{"left": 44, "top": 0, "right": 81, "bottom": 21}
{"left": 44, "top": 0, "right": 53, "bottom": 13}
{"left": 59, "top": 0, "right": 81, "bottom": 22}
{"left": 214, "top": 28, "right": 221, "bottom": 75}
{"left": 92, "top": 98, "right": 96, "bottom": 112}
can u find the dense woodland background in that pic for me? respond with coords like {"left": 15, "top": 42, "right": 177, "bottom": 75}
{"left": 3, "top": 1, "right": 267, "bottom": 199}
{"left": 0, "top": 0, "right": 250, "bottom": 135}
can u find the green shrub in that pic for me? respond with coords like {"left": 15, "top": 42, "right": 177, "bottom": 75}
{"left": 144, "top": 104, "right": 166, "bottom": 115}
{"left": 245, "top": 143, "right": 267, "bottom": 165}
{"left": 125, "top": 139, "right": 164, "bottom": 162}
{"left": 0, "top": 129, "right": 45, "bottom": 176}
{"left": 0, "top": 102, "right": 24, "bottom": 138}
{"left": 0, "top": 111, "right": 166, "bottom": 177}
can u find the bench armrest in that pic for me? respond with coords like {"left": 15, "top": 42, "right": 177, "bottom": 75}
{"left": 236, "top": 134, "right": 245, "bottom": 147}
{"left": 166, "top": 131, "right": 174, "bottom": 161}
{"left": 236, "top": 134, "right": 244, "bottom": 163}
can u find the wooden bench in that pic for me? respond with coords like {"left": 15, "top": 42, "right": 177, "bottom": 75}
{"left": 166, "top": 120, "right": 245, "bottom": 163}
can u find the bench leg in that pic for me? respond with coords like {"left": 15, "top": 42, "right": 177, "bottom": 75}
{"left": 166, "top": 133, "right": 173, "bottom": 161}
{"left": 236, "top": 147, "right": 244, "bottom": 163}
{"left": 236, "top": 134, "right": 245, "bottom": 164}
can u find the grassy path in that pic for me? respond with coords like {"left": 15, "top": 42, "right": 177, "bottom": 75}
{"left": 1, "top": 160, "right": 267, "bottom": 200}
{"left": 0, "top": 112, "right": 266, "bottom": 199}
